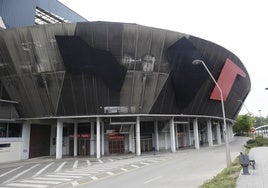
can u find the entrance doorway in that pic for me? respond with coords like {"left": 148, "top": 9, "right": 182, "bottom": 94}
{"left": 29, "top": 125, "right": 50, "bottom": 158}
{"left": 108, "top": 134, "right": 125, "bottom": 154}
{"left": 141, "top": 138, "right": 152, "bottom": 152}
{"left": 69, "top": 134, "right": 90, "bottom": 156}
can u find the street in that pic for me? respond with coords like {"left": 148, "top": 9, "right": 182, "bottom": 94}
{"left": 0, "top": 136, "right": 248, "bottom": 188}
{"left": 78, "top": 136, "right": 248, "bottom": 188}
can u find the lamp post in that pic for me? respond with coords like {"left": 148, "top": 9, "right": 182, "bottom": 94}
{"left": 192, "top": 59, "right": 231, "bottom": 167}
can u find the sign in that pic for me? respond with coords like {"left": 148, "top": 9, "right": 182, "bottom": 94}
{"left": 109, "top": 134, "right": 125, "bottom": 141}
{"left": 69, "top": 134, "right": 90, "bottom": 138}
{"left": 250, "top": 127, "right": 256, "bottom": 133}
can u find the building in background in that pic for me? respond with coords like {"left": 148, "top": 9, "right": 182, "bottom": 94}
{"left": 0, "top": 0, "right": 251, "bottom": 163}
{"left": 0, "top": 0, "right": 87, "bottom": 29}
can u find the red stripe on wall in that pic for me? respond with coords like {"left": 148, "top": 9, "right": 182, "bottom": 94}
{"left": 210, "top": 58, "right": 246, "bottom": 101}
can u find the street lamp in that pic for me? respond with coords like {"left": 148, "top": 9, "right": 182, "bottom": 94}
{"left": 192, "top": 59, "right": 232, "bottom": 167}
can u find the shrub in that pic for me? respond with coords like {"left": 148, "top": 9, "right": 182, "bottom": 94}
{"left": 245, "top": 136, "right": 268, "bottom": 149}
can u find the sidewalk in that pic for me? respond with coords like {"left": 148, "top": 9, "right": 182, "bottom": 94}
{"left": 236, "top": 147, "right": 268, "bottom": 188}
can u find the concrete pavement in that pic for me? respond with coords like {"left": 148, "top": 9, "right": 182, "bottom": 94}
{"left": 236, "top": 147, "right": 268, "bottom": 188}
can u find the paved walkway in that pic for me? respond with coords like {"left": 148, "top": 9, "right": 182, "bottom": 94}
{"left": 236, "top": 147, "right": 268, "bottom": 188}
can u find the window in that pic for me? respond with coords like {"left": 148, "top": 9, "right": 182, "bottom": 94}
{"left": 0, "top": 123, "right": 22, "bottom": 138}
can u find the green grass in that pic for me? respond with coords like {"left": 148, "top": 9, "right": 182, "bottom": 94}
{"left": 199, "top": 157, "right": 242, "bottom": 188}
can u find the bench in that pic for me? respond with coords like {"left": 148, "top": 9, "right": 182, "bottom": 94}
{"left": 249, "top": 159, "right": 255, "bottom": 169}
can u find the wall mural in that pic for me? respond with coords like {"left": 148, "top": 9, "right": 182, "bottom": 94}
{"left": 55, "top": 35, "right": 127, "bottom": 92}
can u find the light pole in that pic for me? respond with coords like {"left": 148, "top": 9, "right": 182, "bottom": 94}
{"left": 192, "top": 59, "right": 232, "bottom": 167}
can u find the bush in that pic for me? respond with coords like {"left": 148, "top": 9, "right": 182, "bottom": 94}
{"left": 245, "top": 136, "right": 268, "bottom": 149}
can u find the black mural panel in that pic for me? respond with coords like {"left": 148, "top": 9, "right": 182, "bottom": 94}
{"left": 55, "top": 35, "right": 127, "bottom": 92}
{"left": 149, "top": 76, "right": 178, "bottom": 114}
{"left": 167, "top": 37, "right": 211, "bottom": 108}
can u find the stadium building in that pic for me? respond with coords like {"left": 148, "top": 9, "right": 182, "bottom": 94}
{"left": 0, "top": 0, "right": 251, "bottom": 163}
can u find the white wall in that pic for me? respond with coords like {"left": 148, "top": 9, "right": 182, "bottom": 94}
{"left": 0, "top": 139, "right": 22, "bottom": 163}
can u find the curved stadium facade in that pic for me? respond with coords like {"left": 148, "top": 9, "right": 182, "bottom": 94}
{"left": 0, "top": 21, "right": 251, "bottom": 162}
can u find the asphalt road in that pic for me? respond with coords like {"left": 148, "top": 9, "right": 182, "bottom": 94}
{"left": 0, "top": 136, "right": 248, "bottom": 188}
{"left": 77, "top": 136, "right": 249, "bottom": 188}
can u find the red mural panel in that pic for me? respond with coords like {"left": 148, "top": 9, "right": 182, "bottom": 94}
{"left": 210, "top": 58, "right": 246, "bottom": 101}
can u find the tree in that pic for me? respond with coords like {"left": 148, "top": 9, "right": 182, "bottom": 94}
{"left": 233, "top": 114, "right": 254, "bottom": 135}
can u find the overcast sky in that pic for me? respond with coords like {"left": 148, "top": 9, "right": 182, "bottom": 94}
{"left": 59, "top": 0, "right": 268, "bottom": 117}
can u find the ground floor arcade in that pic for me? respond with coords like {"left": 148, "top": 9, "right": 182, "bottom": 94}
{"left": 0, "top": 115, "right": 234, "bottom": 162}
{"left": 18, "top": 116, "right": 234, "bottom": 160}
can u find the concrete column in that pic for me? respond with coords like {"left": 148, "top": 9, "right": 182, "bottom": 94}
{"left": 90, "top": 122, "right": 95, "bottom": 156}
{"left": 193, "top": 118, "right": 199, "bottom": 149}
{"left": 74, "top": 122, "right": 78, "bottom": 157}
{"left": 96, "top": 117, "right": 101, "bottom": 158}
{"left": 216, "top": 122, "right": 222, "bottom": 144}
{"left": 186, "top": 124, "right": 191, "bottom": 146}
{"left": 56, "top": 120, "right": 63, "bottom": 159}
{"left": 129, "top": 125, "right": 133, "bottom": 153}
{"left": 154, "top": 121, "right": 159, "bottom": 151}
{"left": 21, "top": 121, "right": 31, "bottom": 160}
{"left": 207, "top": 119, "right": 213, "bottom": 147}
{"left": 101, "top": 122, "right": 105, "bottom": 156}
{"left": 175, "top": 124, "right": 179, "bottom": 149}
{"left": 136, "top": 116, "right": 141, "bottom": 156}
{"left": 170, "top": 117, "right": 176, "bottom": 152}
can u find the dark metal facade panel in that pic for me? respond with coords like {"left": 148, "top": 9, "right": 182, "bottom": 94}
{"left": 0, "top": 22, "right": 251, "bottom": 120}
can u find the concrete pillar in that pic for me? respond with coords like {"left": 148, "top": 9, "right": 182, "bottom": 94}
{"left": 136, "top": 116, "right": 141, "bottom": 156}
{"left": 186, "top": 124, "right": 191, "bottom": 146}
{"left": 129, "top": 125, "right": 134, "bottom": 153}
{"left": 21, "top": 121, "right": 31, "bottom": 160}
{"left": 101, "top": 122, "right": 105, "bottom": 156}
{"left": 96, "top": 117, "right": 101, "bottom": 158}
{"left": 175, "top": 124, "right": 179, "bottom": 149}
{"left": 216, "top": 122, "right": 222, "bottom": 144}
{"left": 183, "top": 124, "right": 186, "bottom": 147}
{"left": 207, "top": 119, "right": 213, "bottom": 147}
{"left": 56, "top": 120, "right": 63, "bottom": 159}
{"left": 170, "top": 117, "right": 176, "bottom": 152}
{"left": 154, "top": 121, "right": 159, "bottom": 151}
{"left": 193, "top": 118, "right": 199, "bottom": 149}
{"left": 74, "top": 122, "right": 78, "bottom": 157}
{"left": 90, "top": 122, "right": 95, "bottom": 156}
